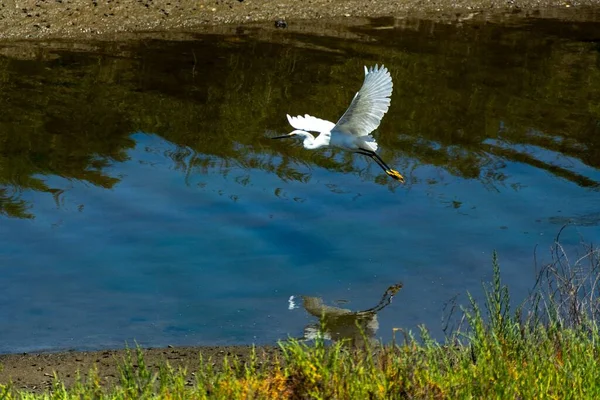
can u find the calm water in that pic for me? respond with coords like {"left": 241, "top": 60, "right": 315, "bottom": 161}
{"left": 1, "top": 13, "right": 599, "bottom": 353}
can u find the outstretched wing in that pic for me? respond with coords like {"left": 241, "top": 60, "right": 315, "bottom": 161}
{"left": 287, "top": 114, "right": 335, "bottom": 133}
{"left": 333, "top": 65, "right": 393, "bottom": 137}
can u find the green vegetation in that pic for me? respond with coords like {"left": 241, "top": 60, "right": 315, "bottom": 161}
{"left": 0, "top": 17, "right": 599, "bottom": 218}
{"left": 2, "top": 242, "right": 599, "bottom": 399}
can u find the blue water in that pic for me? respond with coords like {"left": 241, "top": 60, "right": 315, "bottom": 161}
{"left": 0, "top": 15, "right": 599, "bottom": 353}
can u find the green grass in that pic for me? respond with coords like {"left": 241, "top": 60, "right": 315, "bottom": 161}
{"left": 3, "top": 245, "right": 600, "bottom": 399}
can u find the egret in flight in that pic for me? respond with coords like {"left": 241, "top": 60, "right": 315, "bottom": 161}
{"left": 272, "top": 64, "right": 404, "bottom": 182}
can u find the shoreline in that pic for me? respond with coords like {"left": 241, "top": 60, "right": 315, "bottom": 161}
{"left": 0, "top": 1, "right": 599, "bottom": 41}
{"left": 0, "top": 345, "right": 281, "bottom": 392}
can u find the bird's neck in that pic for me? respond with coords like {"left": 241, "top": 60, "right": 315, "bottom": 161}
{"left": 299, "top": 131, "right": 329, "bottom": 150}
{"left": 304, "top": 138, "right": 322, "bottom": 150}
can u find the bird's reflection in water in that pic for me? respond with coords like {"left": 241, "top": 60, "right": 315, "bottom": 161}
{"left": 296, "top": 283, "right": 403, "bottom": 347}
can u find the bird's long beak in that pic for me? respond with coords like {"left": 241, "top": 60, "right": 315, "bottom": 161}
{"left": 271, "top": 134, "right": 294, "bottom": 140}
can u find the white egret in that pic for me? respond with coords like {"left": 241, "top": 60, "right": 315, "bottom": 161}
{"left": 272, "top": 64, "right": 405, "bottom": 182}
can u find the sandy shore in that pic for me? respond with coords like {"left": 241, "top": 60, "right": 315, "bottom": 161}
{"left": 1, "top": 0, "right": 599, "bottom": 41}
{"left": 0, "top": 345, "right": 282, "bottom": 392}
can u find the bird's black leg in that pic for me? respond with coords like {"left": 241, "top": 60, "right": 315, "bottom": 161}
{"left": 355, "top": 149, "right": 390, "bottom": 173}
{"left": 366, "top": 149, "right": 394, "bottom": 171}
{"left": 356, "top": 148, "right": 405, "bottom": 183}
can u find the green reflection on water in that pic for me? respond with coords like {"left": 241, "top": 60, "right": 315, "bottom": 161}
{"left": 0, "top": 15, "right": 599, "bottom": 218}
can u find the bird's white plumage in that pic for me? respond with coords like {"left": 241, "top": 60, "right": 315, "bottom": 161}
{"left": 334, "top": 64, "right": 393, "bottom": 137}
{"left": 274, "top": 64, "right": 404, "bottom": 182}
{"left": 287, "top": 114, "right": 335, "bottom": 134}
{"left": 284, "top": 65, "right": 392, "bottom": 152}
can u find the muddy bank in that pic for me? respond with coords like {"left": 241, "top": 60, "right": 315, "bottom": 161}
{"left": 0, "top": 0, "right": 599, "bottom": 41}
{"left": 0, "top": 345, "right": 282, "bottom": 392}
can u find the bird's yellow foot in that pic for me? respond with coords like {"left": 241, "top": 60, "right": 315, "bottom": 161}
{"left": 386, "top": 169, "right": 405, "bottom": 183}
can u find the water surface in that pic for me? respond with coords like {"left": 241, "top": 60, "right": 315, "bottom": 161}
{"left": 0, "top": 13, "right": 599, "bottom": 353}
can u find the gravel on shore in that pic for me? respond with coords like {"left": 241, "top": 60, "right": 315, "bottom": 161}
{"left": 1, "top": 0, "right": 599, "bottom": 41}
{"left": 0, "top": 345, "right": 282, "bottom": 392}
